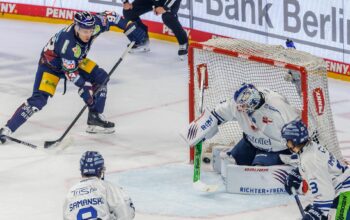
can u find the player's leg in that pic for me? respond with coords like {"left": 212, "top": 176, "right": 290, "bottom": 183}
{"left": 161, "top": 0, "right": 188, "bottom": 58}
{"left": 0, "top": 66, "right": 60, "bottom": 143}
{"left": 123, "top": 0, "right": 153, "bottom": 52}
{"left": 78, "top": 58, "right": 115, "bottom": 134}
{"left": 252, "top": 149, "right": 292, "bottom": 166}
{"left": 227, "top": 134, "right": 257, "bottom": 165}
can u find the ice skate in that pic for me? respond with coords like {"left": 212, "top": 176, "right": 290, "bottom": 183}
{"left": 86, "top": 111, "right": 115, "bottom": 134}
{"left": 129, "top": 38, "right": 150, "bottom": 53}
{"left": 178, "top": 43, "right": 188, "bottom": 60}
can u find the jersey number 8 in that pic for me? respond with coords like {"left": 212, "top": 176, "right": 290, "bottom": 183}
{"left": 77, "top": 206, "right": 98, "bottom": 220}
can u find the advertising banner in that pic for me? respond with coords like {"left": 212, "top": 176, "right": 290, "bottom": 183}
{"left": 1, "top": 0, "right": 350, "bottom": 80}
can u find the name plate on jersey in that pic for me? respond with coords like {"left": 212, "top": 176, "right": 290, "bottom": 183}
{"left": 226, "top": 165, "right": 293, "bottom": 195}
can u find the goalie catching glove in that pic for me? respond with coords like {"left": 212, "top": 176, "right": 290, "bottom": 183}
{"left": 180, "top": 108, "right": 219, "bottom": 146}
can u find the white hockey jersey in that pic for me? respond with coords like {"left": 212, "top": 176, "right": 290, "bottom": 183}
{"left": 63, "top": 177, "right": 135, "bottom": 220}
{"left": 298, "top": 142, "right": 350, "bottom": 215}
{"left": 213, "top": 88, "right": 299, "bottom": 152}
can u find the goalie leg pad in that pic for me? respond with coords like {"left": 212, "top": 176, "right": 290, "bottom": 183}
{"left": 226, "top": 164, "right": 294, "bottom": 194}
{"left": 179, "top": 108, "right": 219, "bottom": 146}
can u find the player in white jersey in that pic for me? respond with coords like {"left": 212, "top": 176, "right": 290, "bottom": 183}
{"left": 183, "top": 83, "right": 300, "bottom": 166}
{"left": 63, "top": 151, "right": 135, "bottom": 220}
{"left": 282, "top": 120, "right": 350, "bottom": 220}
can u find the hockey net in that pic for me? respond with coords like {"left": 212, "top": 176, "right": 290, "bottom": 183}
{"left": 188, "top": 38, "right": 341, "bottom": 163}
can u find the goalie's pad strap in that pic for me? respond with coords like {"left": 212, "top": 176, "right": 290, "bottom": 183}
{"left": 226, "top": 164, "right": 294, "bottom": 195}
{"left": 180, "top": 108, "right": 219, "bottom": 146}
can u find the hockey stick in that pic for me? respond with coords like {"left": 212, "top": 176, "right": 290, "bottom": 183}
{"left": 5, "top": 135, "right": 38, "bottom": 149}
{"left": 193, "top": 66, "right": 218, "bottom": 192}
{"left": 292, "top": 188, "right": 305, "bottom": 218}
{"left": 44, "top": 41, "right": 135, "bottom": 148}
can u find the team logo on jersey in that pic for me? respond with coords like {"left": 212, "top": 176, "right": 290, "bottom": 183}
{"left": 72, "top": 45, "right": 81, "bottom": 58}
{"left": 262, "top": 116, "right": 273, "bottom": 124}
{"left": 312, "top": 88, "right": 325, "bottom": 116}
{"left": 62, "top": 58, "right": 76, "bottom": 70}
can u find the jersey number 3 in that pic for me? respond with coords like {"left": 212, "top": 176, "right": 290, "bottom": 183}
{"left": 77, "top": 206, "right": 98, "bottom": 220}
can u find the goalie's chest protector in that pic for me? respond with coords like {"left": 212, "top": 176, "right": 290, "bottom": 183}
{"left": 236, "top": 95, "right": 298, "bottom": 152}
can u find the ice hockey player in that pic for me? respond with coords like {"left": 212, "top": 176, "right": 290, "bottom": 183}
{"left": 282, "top": 120, "right": 350, "bottom": 220}
{"left": 182, "top": 83, "right": 300, "bottom": 166}
{"left": 0, "top": 11, "right": 146, "bottom": 144}
{"left": 121, "top": 0, "right": 188, "bottom": 59}
{"left": 63, "top": 151, "right": 135, "bottom": 220}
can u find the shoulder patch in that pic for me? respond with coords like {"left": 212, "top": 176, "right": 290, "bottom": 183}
{"left": 72, "top": 44, "right": 81, "bottom": 58}
{"left": 61, "top": 40, "right": 70, "bottom": 54}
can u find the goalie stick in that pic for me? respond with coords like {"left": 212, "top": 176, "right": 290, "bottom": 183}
{"left": 192, "top": 66, "right": 218, "bottom": 193}
{"left": 44, "top": 41, "right": 135, "bottom": 148}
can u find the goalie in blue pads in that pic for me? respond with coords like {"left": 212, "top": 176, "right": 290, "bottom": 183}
{"left": 0, "top": 11, "right": 146, "bottom": 143}
{"left": 181, "top": 83, "right": 300, "bottom": 166}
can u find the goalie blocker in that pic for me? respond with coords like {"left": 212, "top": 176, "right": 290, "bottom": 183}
{"left": 180, "top": 108, "right": 219, "bottom": 146}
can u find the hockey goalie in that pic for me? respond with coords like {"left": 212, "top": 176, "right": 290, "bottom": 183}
{"left": 181, "top": 83, "right": 304, "bottom": 194}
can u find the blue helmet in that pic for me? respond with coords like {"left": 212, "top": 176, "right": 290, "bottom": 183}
{"left": 80, "top": 151, "right": 105, "bottom": 177}
{"left": 74, "top": 11, "right": 95, "bottom": 29}
{"left": 233, "top": 83, "right": 261, "bottom": 113}
{"left": 281, "top": 120, "right": 309, "bottom": 146}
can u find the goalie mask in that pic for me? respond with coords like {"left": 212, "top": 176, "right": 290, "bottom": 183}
{"left": 233, "top": 83, "right": 261, "bottom": 114}
{"left": 80, "top": 151, "right": 105, "bottom": 178}
{"left": 281, "top": 120, "right": 309, "bottom": 146}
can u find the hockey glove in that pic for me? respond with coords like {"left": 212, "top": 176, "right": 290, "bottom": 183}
{"left": 284, "top": 168, "right": 303, "bottom": 195}
{"left": 78, "top": 82, "right": 95, "bottom": 107}
{"left": 302, "top": 204, "right": 327, "bottom": 220}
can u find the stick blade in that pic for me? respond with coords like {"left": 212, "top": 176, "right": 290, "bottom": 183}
{"left": 193, "top": 180, "right": 218, "bottom": 193}
{"left": 44, "top": 140, "right": 60, "bottom": 148}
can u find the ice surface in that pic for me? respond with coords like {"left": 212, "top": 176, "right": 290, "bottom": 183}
{"left": 0, "top": 19, "right": 349, "bottom": 220}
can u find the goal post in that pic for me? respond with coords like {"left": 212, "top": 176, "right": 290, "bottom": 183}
{"left": 188, "top": 38, "right": 341, "bottom": 164}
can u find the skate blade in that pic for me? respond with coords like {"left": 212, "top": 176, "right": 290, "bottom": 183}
{"left": 178, "top": 54, "right": 188, "bottom": 61}
{"left": 86, "top": 125, "right": 115, "bottom": 134}
{"left": 129, "top": 47, "right": 150, "bottom": 53}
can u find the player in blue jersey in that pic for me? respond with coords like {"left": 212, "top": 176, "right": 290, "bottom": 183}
{"left": 0, "top": 11, "right": 146, "bottom": 143}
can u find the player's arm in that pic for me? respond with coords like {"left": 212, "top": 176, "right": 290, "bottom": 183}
{"left": 94, "top": 12, "right": 146, "bottom": 44}
{"left": 106, "top": 182, "right": 135, "bottom": 220}
{"left": 303, "top": 147, "right": 335, "bottom": 217}
{"left": 180, "top": 100, "right": 237, "bottom": 146}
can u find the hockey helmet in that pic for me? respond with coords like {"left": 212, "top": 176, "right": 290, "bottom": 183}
{"left": 74, "top": 11, "right": 95, "bottom": 29}
{"left": 80, "top": 151, "right": 105, "bottom": 177}
{"left": 233, "top": 83, "right": 261, "bottom": 113}
{"left": 281, "top": 120, "right": 309, "bottom": 146}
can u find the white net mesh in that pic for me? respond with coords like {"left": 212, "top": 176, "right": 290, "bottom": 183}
{"left": 189, "top": 38, "right": 342, "bottom": 161}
